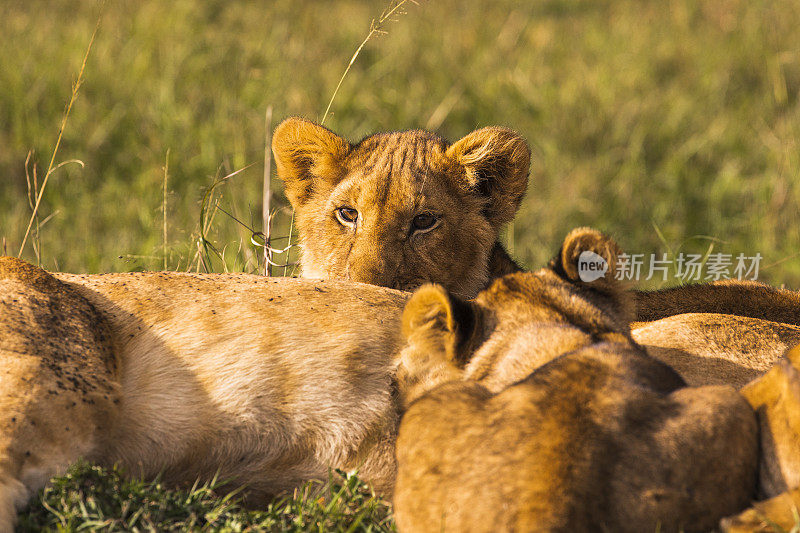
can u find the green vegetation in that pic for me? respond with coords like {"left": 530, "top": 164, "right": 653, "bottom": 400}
{"left": 17, "top": 462, "right": 394, "bottom": 532}
{"left": 3, "top": 0, "right": 800, "bottom": 528}
{"left": 2, "top": 0, "right": 799, "bottom": 286}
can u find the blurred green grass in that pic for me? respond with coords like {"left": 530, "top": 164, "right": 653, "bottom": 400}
{"left": 18, "top": 462, "right": 395, "bottom": 532}
{"left": 1, "top": 0, "right": 799, "bottom": 287}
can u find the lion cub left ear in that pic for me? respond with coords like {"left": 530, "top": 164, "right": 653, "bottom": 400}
{"left": 272, "top": 117, "right": 352, "bottom": 208}
{"left": 445, "top": 127, "right": 531, "bottom": 228}
{"left": 402, "top": 284, "right": 482, "bottom": 365}
{"left": 553, "top": 227, "right": 624, "bottom": 294}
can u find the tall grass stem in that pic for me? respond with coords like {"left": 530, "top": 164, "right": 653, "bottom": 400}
{"left": 162, "top": 149, "right": 170, "bottom": 270}
{"left": 17, "top": 5, "right": 104, "bottom": 258}
{"left": 320, "top": 0, "right": 417, "bottom": 125}
{"left": 263, "top": 106, "right": 273, "bottom": 276}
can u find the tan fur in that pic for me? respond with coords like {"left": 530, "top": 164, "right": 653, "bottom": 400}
{"left": 0, "top": 245, "right": 684, "bottom": 532}
{"left": 0, "top": 259, "right": 120, "bottom": 530}
{"left": 272, "top": 117, "right": 529, "bottom": 299}
{"left": 0, "top": 257, "right": 412, "bottom": 532}
{"left": 721, "top": 487, "right": 800, "bottom": 532}
{"left": 632, "top": 285, "right": 800, "bottom": 387}
{"left": 719, "top": 345, "right": 800, "bottom": 531}
{"left": 739, "top": 345, "right": 800, "bottom": 498}
{"left": 636, "top": 279, "right": 800, "bottom": 325}
{"left": 3, "top": 228, "right": 798, "bottom": 531}
{"left": 633, "top": 314, "right": 800, "bottom": 387}
{"left": 393, "top": 229, "right": 759, "bottom": 533}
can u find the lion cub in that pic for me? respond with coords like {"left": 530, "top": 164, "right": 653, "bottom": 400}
{"left": 0, "top": 258, "right": 409, "bottom": 532}
{"left": 272, "top": 117, "right": 529, "bottom": 299}
{"left": 4, "top": 231, "right": 799, "bottom": 531}
{"left": 271, "top": 116, "right": 800, "bottom": 389}
{"left": 272, "top": 117, "right": 800, "bottom": 387}
{"left": 393, "top": 228, "right": 759, "bottom": 533}
{"left": 3, "top": 241, "right": 736, "bottom": 532}
{"left": 273, "top": 118, "right": 800, "bottom": 330}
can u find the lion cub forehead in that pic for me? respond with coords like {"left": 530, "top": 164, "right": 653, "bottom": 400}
{"left": 347, "top": 130, "right": 450, "bottom": 176}
{"left": 333, "top": 130, "right": 458, "bottom": 212}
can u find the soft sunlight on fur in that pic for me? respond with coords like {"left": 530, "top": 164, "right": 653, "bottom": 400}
{"left": 272, "top": 117, "right": 530, "bottom": 299}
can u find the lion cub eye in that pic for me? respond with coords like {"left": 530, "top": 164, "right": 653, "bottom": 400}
{"left": 335, "top": 207, "right": 359, "bottom": 226}
{"left": 411, "top": 213, "right": 440, "bottom": 233}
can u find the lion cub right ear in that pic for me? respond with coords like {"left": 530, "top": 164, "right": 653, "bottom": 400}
{"left": 446, "top": 127, "right": 531, "bottom": 229}
{"left": 272, "top": 117, "right": 352, "bottom": 208}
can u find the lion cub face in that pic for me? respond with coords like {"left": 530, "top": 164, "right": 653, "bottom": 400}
{"left": 272, "top": 118, "right": 530, "bottom": 298}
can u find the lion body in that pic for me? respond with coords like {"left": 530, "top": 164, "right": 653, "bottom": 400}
{"left": 0, "top": 257, "right": 408, "bottom": 531}
{"left": 393, "top": 229, "right": 760, "bottom": 532}
{"left": 633, "top": 313, "right": 800, "bottom": 387}
{"left": 396, "top": 346, "right": 758, "bottom": 532}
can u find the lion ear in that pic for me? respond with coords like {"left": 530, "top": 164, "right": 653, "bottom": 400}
{"left": 445, "top": 127, "right": 531, "bottom": 228}
{"left": 552, "top": 227, "right": 623, "bottom": 294}
{"left": 272, "top": 117, "right": 352, "bottom": 208}
{"left": 401, "top": 284, "right": 482, "bottom": 365}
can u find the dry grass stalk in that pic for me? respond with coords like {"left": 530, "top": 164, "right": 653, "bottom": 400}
{"left": 17, "top": 6, "right": 104, "bottom": 258}
{"left": 320, "top": 0, "right": 418, "bottom": 125}
{"left": 263, "top": 105, "right": 273, "bottom": 276}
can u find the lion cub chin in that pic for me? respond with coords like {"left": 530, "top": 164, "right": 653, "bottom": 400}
{"left": 393, "top": 228, "right": 760, "bottom": 533}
